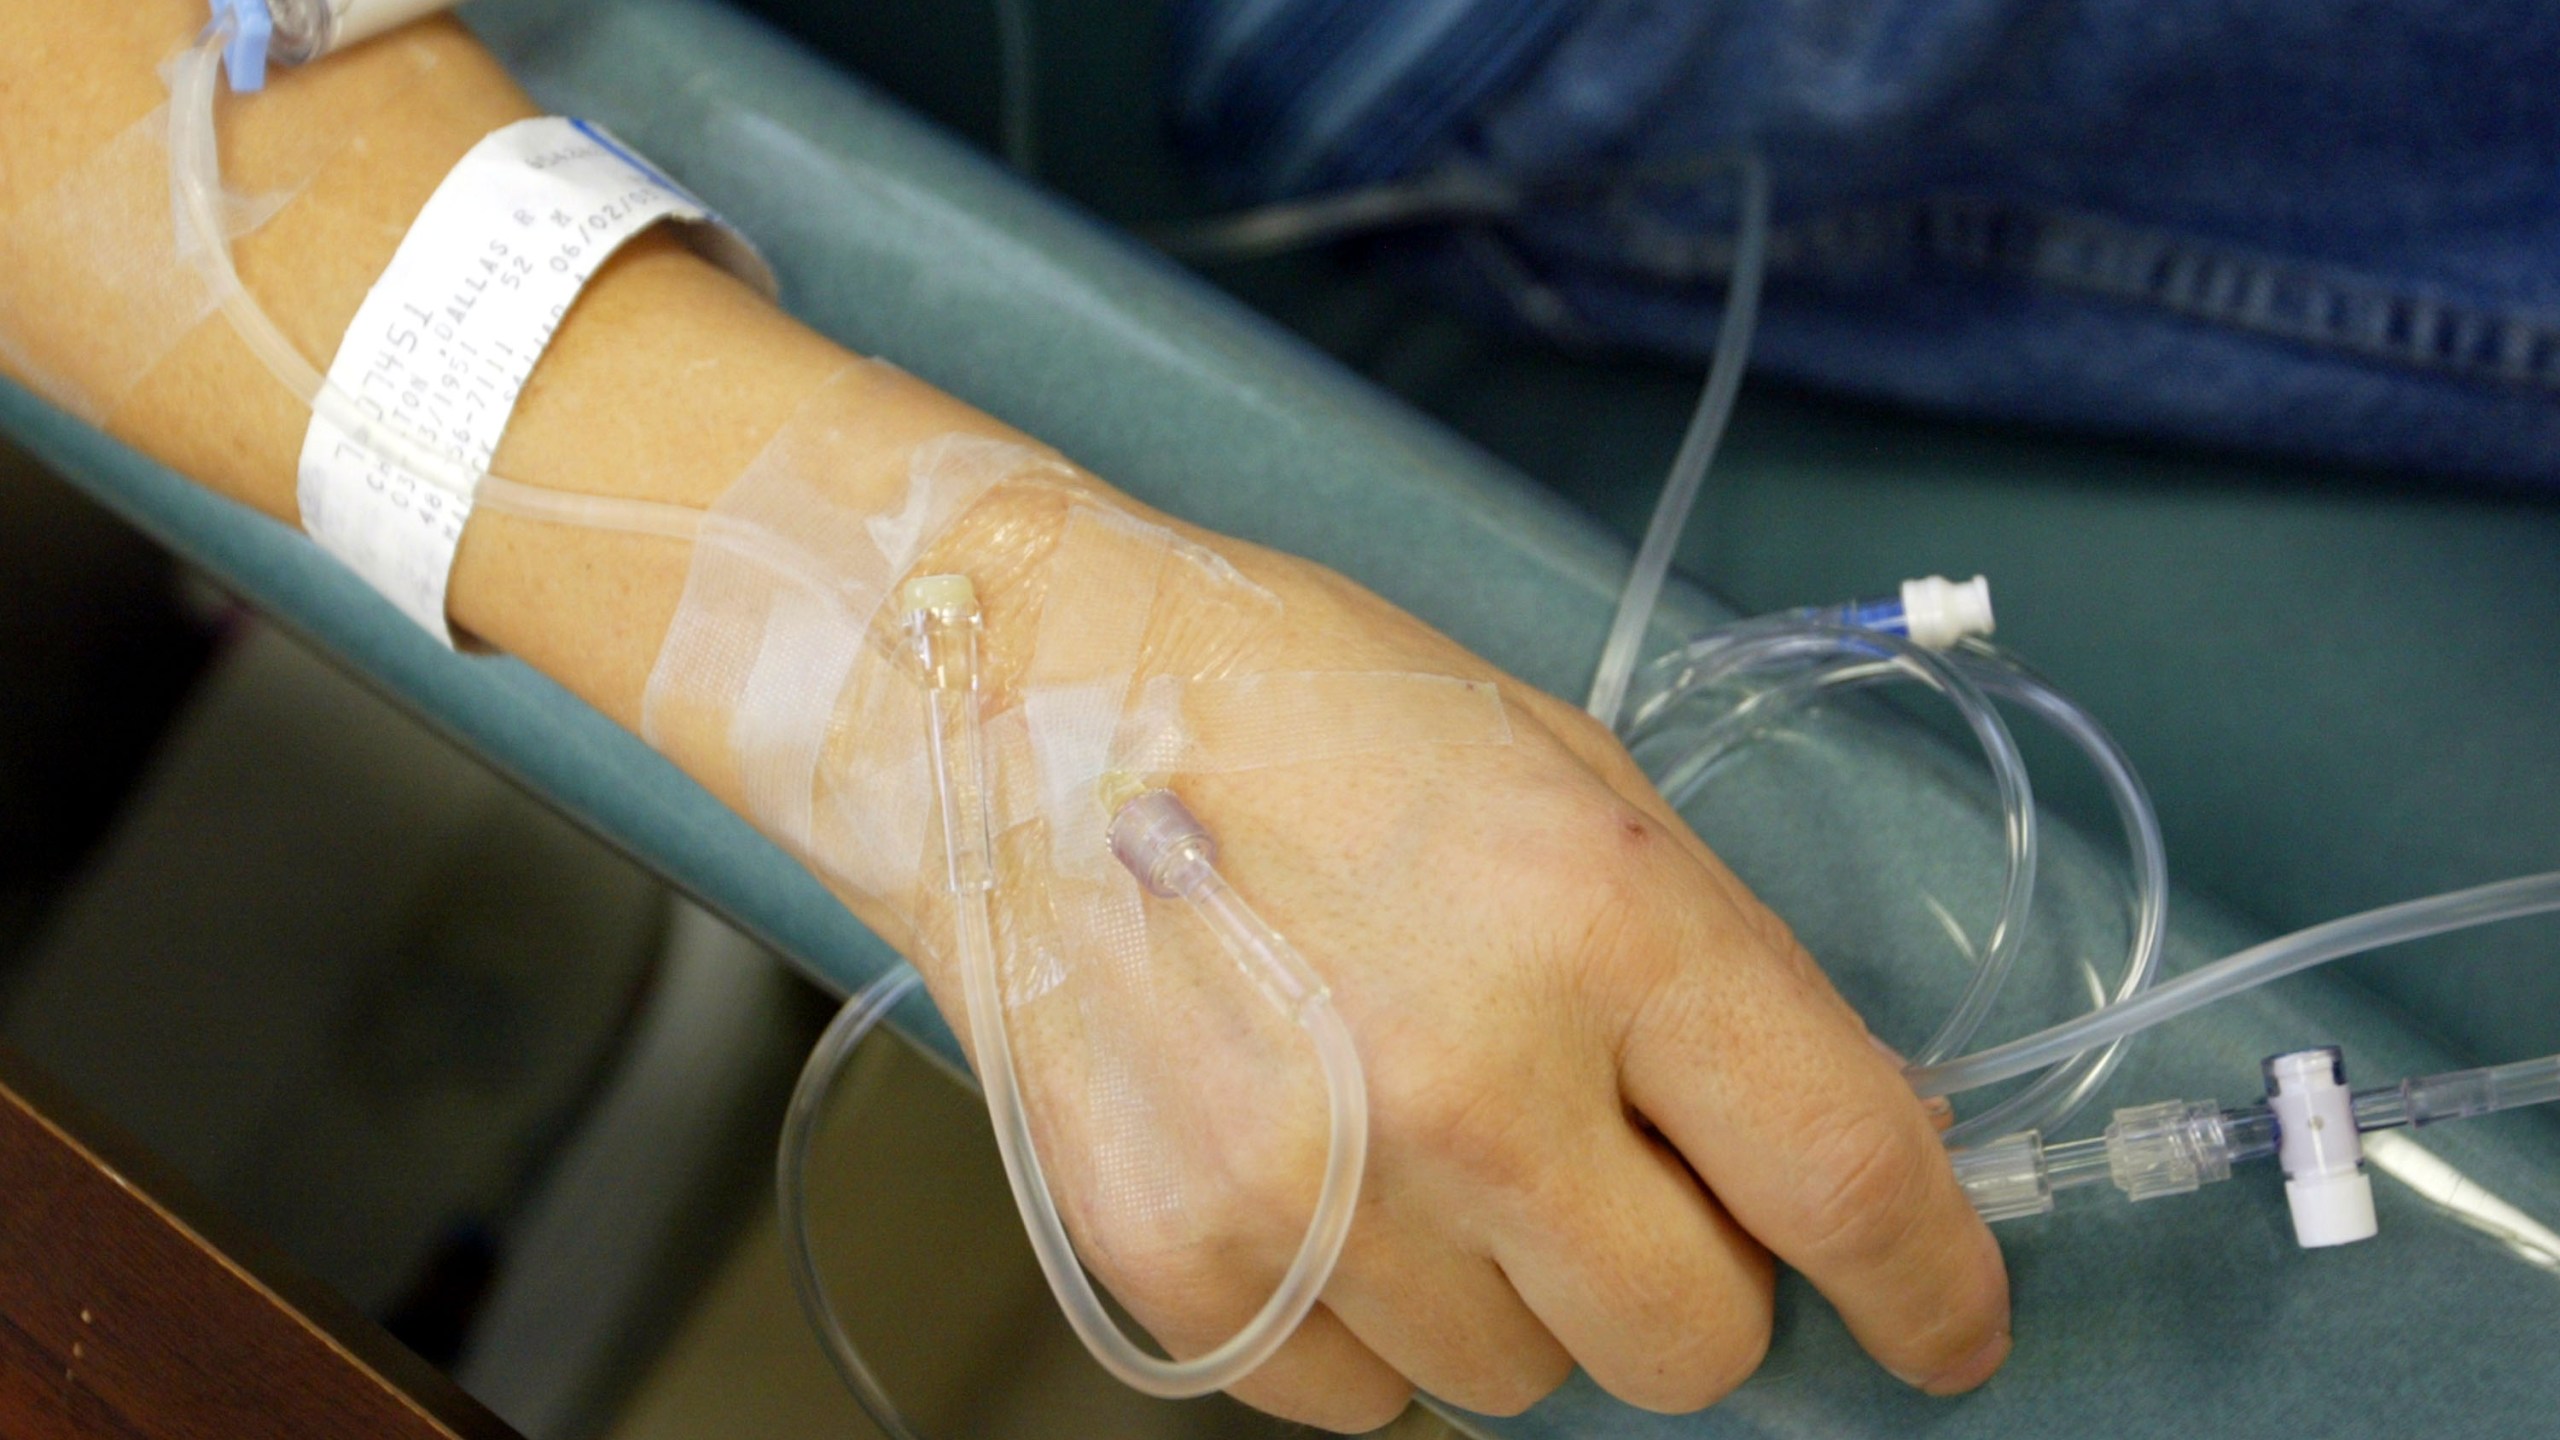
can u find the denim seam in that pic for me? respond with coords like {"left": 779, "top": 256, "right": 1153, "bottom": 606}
{"left": 1592, "top": 191, "right": 2560, "bottom": 392}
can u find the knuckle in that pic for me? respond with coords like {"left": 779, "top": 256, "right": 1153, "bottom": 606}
{"left": 1456, "top": 1345, "right": 1575, "bottom": 1417}
{"left": 1484, "top": 786, "right": 1675, "bottom": 959}
{"left": 1074, "top": 1168, "right": 1311, "bottom": 1335}
{"left": 1188, "top": 1150, "right": 1329, "bottom": 1280}
{"left": 1578, "top": 1265, "right": 1774, "bottom": 1414}
{"left": 1235, "top": 1368, "right": 1412, "bottom": 1435}
{"left": 1584, "top": 1248, "right": 1775, "bottom": 1413}
{"left": 1793, "top": 1106, "right": 1936, "bottom": 1266}
{"left": 1081, "top": 1212, "right": 1235, "bottom": 1328}
{"left": 1726, "top": 880, "right": 1810, "bottom": 967}
{"left": 1633, "top": 1303, "right": 1775, "bottom": 1413}
{"left": 1366, "top": 1039, "right": 1545, "bottom": 1190}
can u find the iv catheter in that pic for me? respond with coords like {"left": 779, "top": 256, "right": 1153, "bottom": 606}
{"left": 908, "top": 575, "right": 1366, "bottom": 1398}
{"left": 778, "top": 576, "right": 1370, "bottom": 1439}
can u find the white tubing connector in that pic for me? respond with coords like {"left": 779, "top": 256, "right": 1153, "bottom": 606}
{"left": 2264, "top": 1047, "right": 2378, "bottom": 1248}
{"left": 1900, "top": 575, "right": 1996, "bottom": 650}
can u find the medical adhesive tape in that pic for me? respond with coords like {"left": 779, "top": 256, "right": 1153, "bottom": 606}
{"left": 0, "top": 109, "right": 228, "bottom": 423}
{"left": 0, "top": 44, "right": 442, "bottom": 424}
{"left": 646, "top": 400, "right": 1516, "bottom": 929}
{"left": 298, "top": 116, "right": 776, "bottom": 643}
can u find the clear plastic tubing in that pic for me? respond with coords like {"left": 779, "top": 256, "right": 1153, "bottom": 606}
{"left": 1635, "top": 627, "right": 2045, "bottom": 1065}
{"left": 1910, "top": 872, "right": 2560, "bottom": 1100}
{"left": 1628, "top": 602, "right": 2560, "bottom": 1134}
{"left": 1622, "top": 616, "right": 2169, "bottom": 1147}
{"left": 266, "top": 0, "right": 465, "bottom": 65}
{"left": 1588, "top": 269, "right": 2554, "bottom": 1139}
{"left": 778, "top": 962, "right": 932, "bottom": 1440}
{"left": 2354, "top": 1053, "right": 2560, "bottom": 1131}
{"left": 1546, "top": 139, "right": 2164, "bottom": 1145}
{"left": 1957, "top": 1052, "right": 2560, "bottom": 1225}
{"left": 2103, "top": 1062, "right": 2560, "bottom": 1163}
{"left": 905, "top": 575, "right": 1368, "bottom": 1399}
{"left": 991, "top": 0, "right": 1038, "bottom": 173}
{"left": 1941, "top": 644, "right": 2166, "bottom": 1141}
{"left": 1583, "top": 151, "right": 1771, "bottom": 731}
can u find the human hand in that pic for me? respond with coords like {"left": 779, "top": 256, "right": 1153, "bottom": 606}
{"left": 877, "top": 479, "right": 2011, "bottom": 1432}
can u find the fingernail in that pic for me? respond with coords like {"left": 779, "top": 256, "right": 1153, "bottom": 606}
{"left": 1914, "top": 1328, "right": 2010, "bottom": 1397}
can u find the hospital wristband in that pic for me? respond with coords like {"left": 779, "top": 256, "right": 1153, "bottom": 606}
{"left": 295, "top": 116, "right": 770, "bottom": 644}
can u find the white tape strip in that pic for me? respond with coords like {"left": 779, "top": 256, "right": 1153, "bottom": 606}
{"left": 641, "top": 385, "right": 1058, "bottom": 890}
{"left": 297, "top": 117, "right": 772, "bottom": 643}
{"left": 0, "top": 109, "right": 221, "bottom": 423}
{"left": 1, "top": 46, "right": 442, "bottom": 423}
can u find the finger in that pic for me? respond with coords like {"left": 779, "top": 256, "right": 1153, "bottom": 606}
{"left": 1618, "top": 864, "right": 2012, "bottom": 1395}
{"left": 1216, "top": 1302, "right": 1414, "bottom": 1434}
{"left": 1321, "top": 1220, "right": 1573, "bottom": 1416}
{"left": 1098, "top": 1230, "right": 1412, "bottom": 1431}
{"left": 1085, "top": 1210, "right": 1411, "bottom": 1432}
{"left": 1521, "top": 693, "right": 1999, "bottom": 1383}
{"left": 1869, "top": 1032, "right": 1958, "bottom": 1133}
{"left": 1491, "top": 1110, "right": 1776, "bottom": 1413}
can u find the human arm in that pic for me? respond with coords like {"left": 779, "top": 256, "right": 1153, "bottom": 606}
{"left": 0, "top": 5, "right": 2011, "bottom": 1429}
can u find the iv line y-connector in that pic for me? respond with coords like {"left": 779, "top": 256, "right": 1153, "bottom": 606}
{"left": 2266, "top": 1046, "right": 2377, "bottom": 1247}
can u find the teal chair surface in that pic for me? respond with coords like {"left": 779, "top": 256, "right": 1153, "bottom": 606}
{"left": 3, "top": 2, "right": 2554, "bottom": 1435}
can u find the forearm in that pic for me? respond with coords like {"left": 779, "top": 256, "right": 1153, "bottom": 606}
{"left": 0, "top": 4, "right": 1062, "bottom": 731}
{"left": 0, "top": 2, "right": 1449, "bottom": 991}
{"left": 0, "top": 3, "right": 1181, "bottom": 965}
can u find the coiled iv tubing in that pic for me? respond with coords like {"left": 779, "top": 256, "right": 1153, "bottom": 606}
{"left": 1580, "top": 145, "right": 2560, "bottom": 1152}
{"left": 1622, "top": 622, "right": 2169, "bottom": 1148}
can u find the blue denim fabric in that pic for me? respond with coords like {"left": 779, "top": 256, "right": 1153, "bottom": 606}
{"left": 1168, "top": 0, "right": 2560, "bottom": 489}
